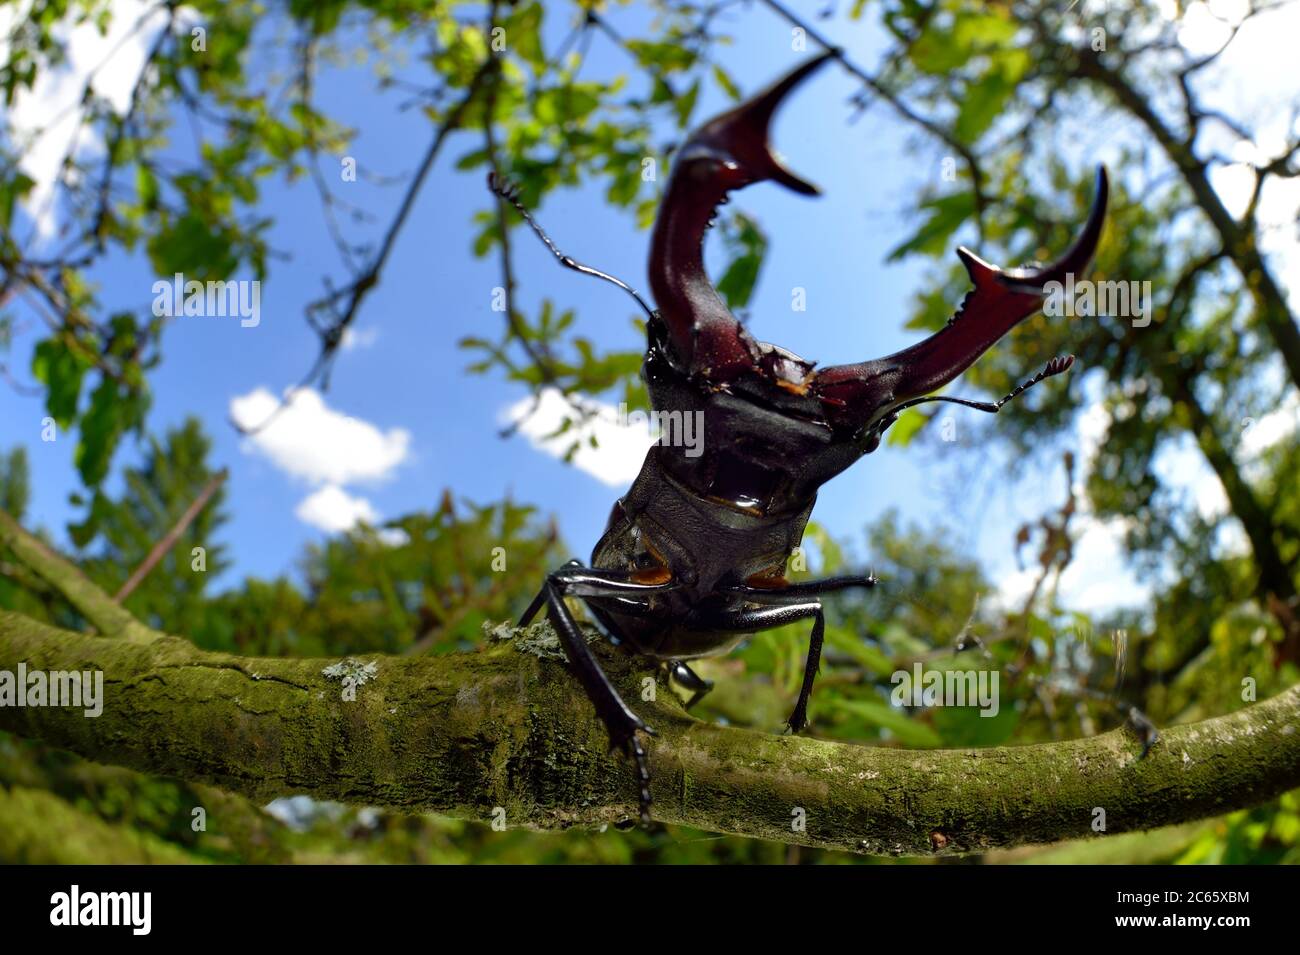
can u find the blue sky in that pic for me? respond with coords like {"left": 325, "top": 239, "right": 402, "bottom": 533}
{"left": 4, "top": 0, "right": 1297, "bottom": 619}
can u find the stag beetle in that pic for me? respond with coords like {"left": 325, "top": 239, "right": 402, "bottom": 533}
{"left": 489, "top": 51, "right": 1108, "bottom": 823}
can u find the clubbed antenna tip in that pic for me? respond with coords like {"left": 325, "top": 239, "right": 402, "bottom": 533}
{"left": 1044, "top": 354, "right": 1075, "bottom": 377}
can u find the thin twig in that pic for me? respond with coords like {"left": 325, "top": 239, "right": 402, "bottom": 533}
{"left": 234, "top": 57, "right": 496, "bottom": 435}
{"left": 114, "top": 468, "right": 228, "bottom": 602}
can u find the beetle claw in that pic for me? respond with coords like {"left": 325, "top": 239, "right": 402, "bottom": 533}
{"left": 608, "top": 719, "right": 654, "bottom": 825}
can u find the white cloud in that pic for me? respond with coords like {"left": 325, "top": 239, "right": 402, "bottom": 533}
{"left": 1208, "top": 162, "right": 1256, "bottom": 220}
{"left": 294, "top": 485, "right": 409, "bottom": 543}
{"left": 1177, "top": 1, "right": 1237, "bottom": 55}
{"left": 1075, "top": 396, "right": 1111, "bottom": 467}
{"left": 229, "top": 387, "right": 411, "bottom": 486}
{"left": 993, "top": 511, "right": 1153, "bottom": 615}
{"left": 341, "top": 326, "right": 379, "bottom": 350}
{"left": 294, "top": 484, "right": 379, "bottom": 534}
{"left": 500, "top": 387, "right": 652, "bottom": 487}
{"left": 1009, "top": 381, "right": 1292, "bottom": 617}
{"left": 1, "top": 0, "right": 173, "bottom": 241}
{"left": 1156, "top": 2, "right": 1300, "bottom": 302}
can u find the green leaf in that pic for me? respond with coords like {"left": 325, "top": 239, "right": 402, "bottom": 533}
{"left": 887, "top": 191, "right": 976, "bottom": 261}
{"left": 953, "top": 50, "right": 1029, "bottom": 142}
{"left": 31, "top": 338, "right": 89, "bottom": 429}
{"left": 716, "top": 213, "right": 768, "bottom": 309}
{"left": 75, "top": 377, "right": 149, "bottom": 487}
{"left": 506, "top": 2, "right": 545, "bottom": 69}
{"left": 827, "top": 697, "right": 944, "bottom": 747}
{"left": 625, "top": 40, "right": 696, "bottom": 73}
{"left": 932, "top": 701, "right": 1020, "bottom": 747}
{"left": 535, "top": 86, "right": 600, "bottom": 125}
{"left": 824, "top": 626, "right": 893, "bottom": 675}
{"left": 147, "top": 213, "right": 239, "bottom": 280}
{"left": 674, "top": 79, "right": 700, "bottom": 128}
{"left": 716, "top": 255, "right": 761, "bottom": 309}
{"left": 454, "top": 148, "right": 489, "bottom": 170}
{"left": 0, "top": 171, "right": 35, "bottom": 228}
{"left": 712, "top": 64, "right": 741, "bottom": 101}
{"left": 910, "top": 11, "right": 1019, "bottom": 75}
{"left": 135, "top": 164, "right": 158, "bottom": 210}
{"left": 605, "top": 166, "right": 640, "bottom": 207}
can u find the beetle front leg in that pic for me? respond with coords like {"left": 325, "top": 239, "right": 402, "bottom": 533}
{"left": 518, "top": 558, "right": 581, "bottom": 626}
{"left": 728, "top": 574, "right": 877, "bottom": 602}
{"left": 527, "top": 565, "right": 678, "bottom": 824}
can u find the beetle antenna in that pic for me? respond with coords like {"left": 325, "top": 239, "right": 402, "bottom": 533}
{"left": 487, "top": 172, "right": 656, "bottom": 320}
{"left": 891, "top": 355, "right": 1075, "bottom": 416}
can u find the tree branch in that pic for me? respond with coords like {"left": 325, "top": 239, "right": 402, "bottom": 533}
{"left": 757, "top": 0, "right": 990, "bottom": 238}
{"left": 115, "top": 468, "right": 228, "bottom": 602}
{"left": 1, "top": 609, "right": 1296, "bottom": 856}
{"left": 233, "top": 56, "right": 496, "bottom": 436}
{"left": 2, "top": 506, "right": 1296, "bottom": 855}
{"left": 0, "top": 510, "right": 154, "bottom": 642}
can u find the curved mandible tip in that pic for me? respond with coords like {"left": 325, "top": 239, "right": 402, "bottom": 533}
{"left": 648, "top": 52, "right": 836, "bottom": 377}
{"left": 678, "top": 50, "right": 838, "bottom": 196}
{"left": 994, "top": 164, "right": 1109, "bottom": 293}
{"left": 813, "top": 165, "right": 1110, "bottom": 431}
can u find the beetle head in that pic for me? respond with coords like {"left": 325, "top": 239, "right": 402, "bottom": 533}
{"left": 643, "top": 56, "right": 1107, "bottom": 515}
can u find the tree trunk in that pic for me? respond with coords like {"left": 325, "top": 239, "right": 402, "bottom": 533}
{"left": 1073, "top": 48, "right": 1300, "bottom": 390}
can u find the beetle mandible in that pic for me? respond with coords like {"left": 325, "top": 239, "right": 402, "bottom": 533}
{"left": 488, "top": 52, "right": 1108, "bottom": 824}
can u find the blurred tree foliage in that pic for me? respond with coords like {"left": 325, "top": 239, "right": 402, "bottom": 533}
{"left": 1, "top": 0, "right": 1297, "bottom": 862}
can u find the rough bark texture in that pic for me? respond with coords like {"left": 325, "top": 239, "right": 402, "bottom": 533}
{"left": 2, "top": 610, "right": 1298, "bottom": 856}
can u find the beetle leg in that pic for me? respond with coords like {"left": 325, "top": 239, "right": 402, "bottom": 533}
{"left": 684, "top": 600, "right": 825, "bottom": 734}
{"left": 725, "top": 573, "right": 877, "bottom": 602}
{"left": 668, "top": 660, "right": 714, "bottom": 710}
{"left": 1125, "top": 704, "right": 1160, "bottom": 759}
{"left": 789, "top": 607, "right": 825, "bottom": 735}
{"left": 528, "top": 564, "right": 679, "bottom": 825}
{"left": 518, "top": 558, "right": 581, "bottom": 626}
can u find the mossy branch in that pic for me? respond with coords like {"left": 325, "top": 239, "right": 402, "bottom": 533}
{"left": 1, "top": 508, "right": 1298, "bottom": 856}
{"left": 1, "top": 610, "right": 1298, "bottom": 855}
{"left": 0, "top": 509, "right": 154, "bottom": 642}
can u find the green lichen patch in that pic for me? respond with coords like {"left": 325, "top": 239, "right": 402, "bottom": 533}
{"left": 485, "top": 620, "right": 568, "bottom": 662}
{"left": 321, "top": 658, "right": 379, "bottom": 687}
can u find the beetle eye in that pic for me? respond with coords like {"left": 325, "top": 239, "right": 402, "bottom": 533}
{"left": 634, "top": 550, "right": 660, "bottom": 570}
